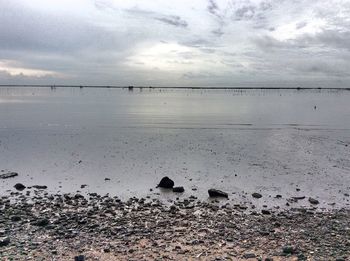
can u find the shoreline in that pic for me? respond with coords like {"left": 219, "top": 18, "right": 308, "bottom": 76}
{"left": 1, "top": 84, "right": 350, "bottom": 91}
{"left": 1, "top": 189, "right": 349, "bottom": 260}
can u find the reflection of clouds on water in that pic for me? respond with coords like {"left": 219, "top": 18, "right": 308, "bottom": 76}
{"left": 0, "top": 87, "right": 350, "bottom": 210}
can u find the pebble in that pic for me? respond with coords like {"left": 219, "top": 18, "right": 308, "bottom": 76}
{"left": 308, "top": 197, "right": 319, "bottom": 205}
{"left": 243, "top": 253, "right": 256, "bottom": 258}
{"left": 252, "top": 193, "right": 262, "bottom": 199}
{"left": 0, "top": 237, "right": 10, "bottom": 247}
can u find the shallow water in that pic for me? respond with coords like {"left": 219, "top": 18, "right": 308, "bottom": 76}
{"left": 1, "top": 87, "right": 350, "bottom": 209}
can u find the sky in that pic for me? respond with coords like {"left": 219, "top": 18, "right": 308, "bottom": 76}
{"left": 0, "top": 0, "right": 350, "bottom": 87}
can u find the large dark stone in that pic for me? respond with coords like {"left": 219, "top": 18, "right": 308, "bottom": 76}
{"left": 0, "top": 172, "right": 18, "bottom": 179}
{"left": 208, "top": 189, "right": 228, "bottom": 198}
{"left": 173, "top": 186, "right": 185, "bottom": 193}
{"left": 157, "top": 177, "right": 174, "bottom": 188}
{"left": 14, "top": 183, "right": 26, "bottom": 191}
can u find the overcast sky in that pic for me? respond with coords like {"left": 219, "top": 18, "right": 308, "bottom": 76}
{"left": 0, "top": 0, "right": 350, "bottom": 87}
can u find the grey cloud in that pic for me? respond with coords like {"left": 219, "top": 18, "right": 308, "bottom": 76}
{"left": 0, "top": 2, "right": 131, "bottom": 55}
{"left": 296, "top": 21, "right": 307, "bottom": 30}
{"left": 207, "top": 0, "right": 220, "bottom": 17}
{"left": 234, "top": 5, "right": 256, "bottom": 21}
{"left": 212, "top": 28, "right": 224, "bottom": 37}
{"left": 312, "top": 30, "right": 350, "bottom": 51}
{"left": 155, "top": 16, "right": 188, "bottom": 28}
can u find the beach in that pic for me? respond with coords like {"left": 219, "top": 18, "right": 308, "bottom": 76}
{"left": 0, "top": 87, "right": 350, "bottom": 260}
{"left": 1, "top": 188, "right": 349, "bottom": 260}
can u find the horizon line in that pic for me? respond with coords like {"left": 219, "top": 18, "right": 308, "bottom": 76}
{"left": 0, "top": 84, "right": 350, "bottom": 91}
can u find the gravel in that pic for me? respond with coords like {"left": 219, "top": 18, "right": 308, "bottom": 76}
{"left": 0, "top": 190, "right": 349, "bottom": 260}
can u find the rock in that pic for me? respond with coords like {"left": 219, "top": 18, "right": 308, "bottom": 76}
{"left": 261, "top": 209, "right": 271, "bottom": 215}
{"left": 32, "top": 218, "right": 49, "bottom": 227}
{"left": 252, "top": 192, "right": 262, "bottom": 198}
{"left": 14, "top": 183, "right": 26, "bottom": 191}
{"left": 292, "top": 196, "right": 305, "bottom": 200}
{"left": 80, "top": 184, "right": 88, "bottom": 189}
{"left": 157, "top": 177, "right": 174, "bottom": 188}
{"left": 74, "top": 255, "right": 85, "bottom": 261}
{"left": 173, "top": 186, "right": 185, "bottom": 193}
{"left": 10, "top": 215, "right": 21, "bottom": 222}
{"left": 265, "top": 258, "right": 274, "bottom": 261}
{"left": 243, "top": 253, "right": 256, "bottom": 258}
{"left": 208, "top": 189, "right": 228, "bottom": 198}
{"left": 308, "top": 197, "right": 319, "bottom": 205}
{"left": 32, "top": 185, "right": 47, "bottom": 189}
{"left": 104, "top": 178, "right": 110, "bottom": 181}
{"left": 0, "top": 172, "right": 18, "bottom": 179}
{"left": 275, "top": 195, "right": 282, "bottom": 198}
{"left": 0, "top": 237, "right": 10, "bottom": 247}
{"left": 282, "top": 245, "right": 295, "bottom": 254}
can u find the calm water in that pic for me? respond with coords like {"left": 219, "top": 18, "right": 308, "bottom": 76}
{"left": 1, "top": 87, "right": 350, "bottom": 209}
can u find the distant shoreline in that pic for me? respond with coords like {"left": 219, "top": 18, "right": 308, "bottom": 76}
{"left": 0, "top": 84, "right": 350, "bottom": 90}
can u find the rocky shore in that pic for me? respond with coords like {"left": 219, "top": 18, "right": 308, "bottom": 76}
{"left": 0, "top": 186, "right": 349, "bottom": 261}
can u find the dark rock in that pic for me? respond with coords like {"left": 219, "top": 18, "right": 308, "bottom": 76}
{"left": 243, "top": 253, "right": 256, "bottom": 258}
{"left": 32, "top": 185, "right": 47, "bottom": 189}
{"left": 157, "top": 177, "right": 174, "bottom": 188}
{"left": 252, "top": 192, "right": 262, "bottom": 198}
{"left": 208, "top": 189, "right": 228, "bottom": 198}
{"left": 10, "top": 215, "right": 21, "bottom": 222}
{"left": 292, "top": 196, "right": 305, "bottom": 200}
{"left": 74, "top": 255, "right": 85, "bottom": 261}
{"left": 261, "top": 209, "right": 271, "bottom": 215}
{"left": 173, "top": 186, "right": 185, "bottom": 193}
{"left": 104, "top": 178, "right": 111, "bottom": 181}
{"left": 282, "top": 245, "right": 295, "bottom": 254}
{"left": 265, "top": 258, "right": 274, "bottom": 261}
{"left": 80, "top": 184, "right": 88, "bottom": 189}
{"left": 308, "top": 197, "right": 319, "bottom": 205}
{"left": 14, "top": 183, "right": 26, "bottom": 191}
{"left": 0, "top": 172, "right": 18, "bottom": 179}
{"left": 275, "top": 195, "right": 282, "bottom": 198}
{"left": 0, "top": 237, "right": 10, "bottom": 247}
{"left": 32, "top": 218, "right": 49, "bottom": 227}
